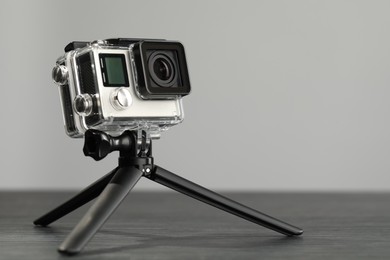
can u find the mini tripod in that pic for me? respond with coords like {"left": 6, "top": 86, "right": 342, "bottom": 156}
{"left": 34, "top": 129, "right": 303, "bottom": 255}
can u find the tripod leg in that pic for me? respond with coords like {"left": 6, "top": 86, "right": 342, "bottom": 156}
{"left": 34, "top": 168, "right": 118, "bottom": 227}
{"left": 58, "top": 166, "right": 143, "bottom": 255}
{"left": 147, "top": 165, "right": 303, "bottom": 236}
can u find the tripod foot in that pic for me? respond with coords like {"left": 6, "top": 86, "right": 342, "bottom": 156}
{"left": 148, "top": 165, "right": 303, "bottom": 236}
{"left": 58, "top": 166, "right": 143, "bottom": 255}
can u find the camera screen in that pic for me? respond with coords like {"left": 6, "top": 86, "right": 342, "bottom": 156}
{"left": 99, "top": 54, "right": 129, "bottom": 87}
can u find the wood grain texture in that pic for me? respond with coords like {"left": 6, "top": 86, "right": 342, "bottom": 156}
{"left": 0, "top": 191, "right": 389, "bottom": 259}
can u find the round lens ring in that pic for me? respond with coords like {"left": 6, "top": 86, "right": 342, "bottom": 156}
{"left": 153, "top": 58, "right": 172, "bottom": 81}
{"left": 148, "top": 52, "right": 176, "bottom": 88}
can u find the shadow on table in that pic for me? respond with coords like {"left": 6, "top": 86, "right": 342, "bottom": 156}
{"left": 33, "top": 226, "right": 303, "bottom": 257}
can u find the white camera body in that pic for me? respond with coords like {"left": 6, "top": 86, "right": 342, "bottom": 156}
{"left": 52, "top": 38, "right": 191, "bottom": 138}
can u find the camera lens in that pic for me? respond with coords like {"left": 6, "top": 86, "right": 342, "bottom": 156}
{"left": 148, "top": 52, "right": 176, "bottom": 88}
{"left": 153, "top": 58, "right": 172, "bottom": 81}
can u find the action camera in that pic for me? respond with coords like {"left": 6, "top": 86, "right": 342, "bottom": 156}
{"left": 52, "top": 38, "right": 191, "bottom": 138}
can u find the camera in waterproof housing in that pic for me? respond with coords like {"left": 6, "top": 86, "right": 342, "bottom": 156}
{"left": 52, "top": 38, "right": 191, "bottom": 139}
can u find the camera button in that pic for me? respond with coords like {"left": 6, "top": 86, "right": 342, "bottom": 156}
{"left": 52, "top": 65, "right": 68, "bottom": 86}
{"left": 73, "top": 94, "right": 93, "bottom": 116}
{"left": 111, "top": 87, "right": 132, "bottom": 110}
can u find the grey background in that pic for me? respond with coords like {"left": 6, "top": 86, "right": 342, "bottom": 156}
{"left": 1, "top": 0, "right": 389, "bottom": 191}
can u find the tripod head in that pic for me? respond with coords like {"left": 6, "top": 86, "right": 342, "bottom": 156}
{"left": 83, "top": 130, "right": 152, "bottom": 161}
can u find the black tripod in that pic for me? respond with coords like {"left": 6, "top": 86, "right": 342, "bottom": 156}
{"left": 34, "top": 130, "right": 303, "bottom": 255}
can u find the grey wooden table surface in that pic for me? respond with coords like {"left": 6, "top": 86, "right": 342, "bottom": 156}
{"left": 0, "top": 191, "right": 389, "bottom": 259}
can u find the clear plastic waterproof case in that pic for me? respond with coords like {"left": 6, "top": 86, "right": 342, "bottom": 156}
{"left": 56, "top": 41, "right": 185, "bottom": 139}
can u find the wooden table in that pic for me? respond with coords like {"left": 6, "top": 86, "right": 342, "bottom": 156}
{"left": 0, "top": 191, "right": 389, "bottom": 259}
